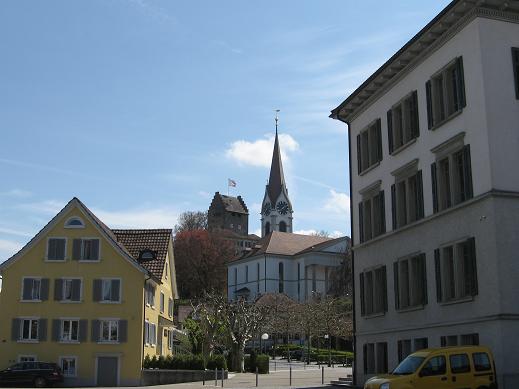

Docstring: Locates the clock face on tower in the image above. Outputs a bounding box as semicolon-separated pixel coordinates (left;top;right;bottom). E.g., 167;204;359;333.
276;201;290;215
262;202;271;216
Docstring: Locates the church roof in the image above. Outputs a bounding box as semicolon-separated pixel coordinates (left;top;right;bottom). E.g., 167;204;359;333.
230;231;339;261
266;131;286;204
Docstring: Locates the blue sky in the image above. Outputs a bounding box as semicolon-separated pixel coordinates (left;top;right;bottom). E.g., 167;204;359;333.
0;0;451;263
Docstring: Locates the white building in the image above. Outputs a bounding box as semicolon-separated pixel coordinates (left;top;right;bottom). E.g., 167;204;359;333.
331;1;519;387
227;231;349;302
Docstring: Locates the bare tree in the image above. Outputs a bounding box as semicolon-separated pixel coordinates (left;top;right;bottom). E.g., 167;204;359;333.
174;211;208;233
328;247;353;297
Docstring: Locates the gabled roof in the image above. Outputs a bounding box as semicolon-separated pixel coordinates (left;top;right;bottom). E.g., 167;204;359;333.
230;231;342;262
0;198;152;279
210;192;249;215
112;229;172;280
330;0;519;124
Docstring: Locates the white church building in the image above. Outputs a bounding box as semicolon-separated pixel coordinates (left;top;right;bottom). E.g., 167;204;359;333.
227;120;350;301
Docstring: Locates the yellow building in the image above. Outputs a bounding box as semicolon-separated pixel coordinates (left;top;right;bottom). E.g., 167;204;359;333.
0;197;178;386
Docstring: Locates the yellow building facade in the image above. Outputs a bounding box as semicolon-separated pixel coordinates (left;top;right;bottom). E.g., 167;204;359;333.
0;198;178;386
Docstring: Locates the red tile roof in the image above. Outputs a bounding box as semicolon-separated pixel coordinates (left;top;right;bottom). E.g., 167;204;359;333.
112;229;172;280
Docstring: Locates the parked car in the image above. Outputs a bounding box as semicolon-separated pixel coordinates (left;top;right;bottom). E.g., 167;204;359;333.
364;346;497;389
0;362;63;387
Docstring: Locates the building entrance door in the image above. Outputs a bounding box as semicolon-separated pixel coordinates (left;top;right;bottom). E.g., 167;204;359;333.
97;357;119;387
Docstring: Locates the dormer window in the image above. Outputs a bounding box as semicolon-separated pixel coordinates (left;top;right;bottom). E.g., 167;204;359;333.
139;250;156;261
64;217;85;229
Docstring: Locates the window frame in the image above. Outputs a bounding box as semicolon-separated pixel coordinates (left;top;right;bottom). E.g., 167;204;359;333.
359;186;386;243
18;355;37;363
391;164;424;230
360;265;387;317
388;90;419;155
160;292;165;314
64;217;85;229
78;238;101;262
357;118;382;175
20;318;39;342
394;253;427;311
60;319;79;343
99;319;119;343
426;57;466;130
100;278;121;304
45;237;67;262
435;237;478;304
59;356;78;377
21;277;42;302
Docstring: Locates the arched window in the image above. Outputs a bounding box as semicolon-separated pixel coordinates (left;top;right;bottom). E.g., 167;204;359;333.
278;262;284;293
64;217;85;228
279;221;287;232
265;222;270;236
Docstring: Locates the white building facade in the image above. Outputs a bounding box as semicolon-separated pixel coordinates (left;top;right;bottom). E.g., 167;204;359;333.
227;232;349;302
331;1;519;388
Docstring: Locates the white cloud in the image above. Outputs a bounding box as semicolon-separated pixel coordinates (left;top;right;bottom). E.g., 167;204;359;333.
93;207;179;229
198;191;212;199
324;189;350;216
225;134;299;168
294;229;319;236
293;229;344;238
252;228;261;237
0;239;23;262
0;227;33;238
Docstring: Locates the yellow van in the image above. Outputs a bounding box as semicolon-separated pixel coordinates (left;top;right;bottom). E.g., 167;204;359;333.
364;346;497;389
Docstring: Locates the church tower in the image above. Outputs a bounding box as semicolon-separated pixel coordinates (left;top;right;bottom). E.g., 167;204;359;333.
261;112;293;237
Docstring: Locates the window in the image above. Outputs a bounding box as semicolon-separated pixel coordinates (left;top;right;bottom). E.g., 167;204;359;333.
297;263;301;299
426;57;466;129
233;268;238;288
473;352;491;372
264;222;270;236
21;319;39;341
357;119;382;174
435;238;477;303
398;337;428;362
168;298;173;317
450;354;470;374
60;320;79;342
420;356;446;376
22;278;43;301
168;329;174;350
59;357;77;377
56;279;81;302
257;263;261;294
512;48;519;99
245;266;249;282
394;254;427;310
279;221;287;232
360;266;387;316
363;342;387;374
144;321;156;346
96;279;120;303
72;238;100;261
359;190;386;243
432;144;473;212
160;292;165;313
100;320;118;342
440;333;479;347
278;262;284;293
391;170;424;229
388;91;419;153
64;217;84;228
46;238;66;261
18;356;36;362
139;250;156;261
145;283;155;307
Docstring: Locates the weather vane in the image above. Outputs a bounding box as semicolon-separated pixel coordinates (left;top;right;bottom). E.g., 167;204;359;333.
275;109;280;133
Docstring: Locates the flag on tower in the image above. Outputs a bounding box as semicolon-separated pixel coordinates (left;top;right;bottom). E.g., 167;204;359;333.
228;178;237;187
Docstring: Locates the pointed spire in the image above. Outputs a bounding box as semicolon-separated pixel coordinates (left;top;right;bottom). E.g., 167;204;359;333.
267;110;286;204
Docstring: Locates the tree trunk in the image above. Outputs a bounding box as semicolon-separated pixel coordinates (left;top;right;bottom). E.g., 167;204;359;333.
232;343;245;372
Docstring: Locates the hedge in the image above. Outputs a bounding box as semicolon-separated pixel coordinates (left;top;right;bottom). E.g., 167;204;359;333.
143;354;226;370
244;353;269;374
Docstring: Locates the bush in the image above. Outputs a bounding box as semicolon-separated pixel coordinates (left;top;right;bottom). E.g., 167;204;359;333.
207;354;227;370
244;355;251;372
255;354;269;374
143;354;206;370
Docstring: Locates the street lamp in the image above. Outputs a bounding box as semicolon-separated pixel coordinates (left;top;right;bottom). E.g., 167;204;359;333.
324;334;331;367
261;333;269;355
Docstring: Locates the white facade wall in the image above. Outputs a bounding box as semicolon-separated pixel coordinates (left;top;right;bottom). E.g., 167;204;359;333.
347;16;519;388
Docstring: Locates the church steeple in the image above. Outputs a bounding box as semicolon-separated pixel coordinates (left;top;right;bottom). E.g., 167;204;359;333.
261;110;293;237
267;116;286;205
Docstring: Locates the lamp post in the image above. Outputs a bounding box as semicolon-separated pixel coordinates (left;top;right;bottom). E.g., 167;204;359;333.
324;334;331;367
261;333;269;355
